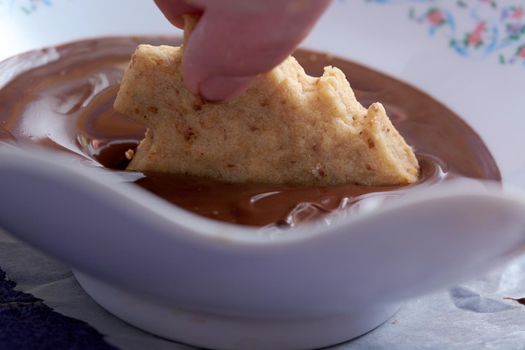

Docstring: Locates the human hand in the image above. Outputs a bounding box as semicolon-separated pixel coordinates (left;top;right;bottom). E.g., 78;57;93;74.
154;0;332;101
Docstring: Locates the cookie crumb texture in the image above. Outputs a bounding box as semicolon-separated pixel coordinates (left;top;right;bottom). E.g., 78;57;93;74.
115;46;419;186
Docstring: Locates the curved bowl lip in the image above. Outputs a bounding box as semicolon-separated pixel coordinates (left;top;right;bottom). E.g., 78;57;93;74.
0;147;519;248
0;37;514;248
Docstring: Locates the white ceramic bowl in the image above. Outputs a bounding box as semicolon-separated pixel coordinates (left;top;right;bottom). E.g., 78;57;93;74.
2;1;525;349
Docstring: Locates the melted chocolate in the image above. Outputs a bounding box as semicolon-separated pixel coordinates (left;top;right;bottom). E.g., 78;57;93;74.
0;37;501;227
504;297;525;306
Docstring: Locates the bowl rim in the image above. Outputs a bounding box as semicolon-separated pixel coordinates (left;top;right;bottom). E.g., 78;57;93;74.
0;36;515;248
0;147;515;247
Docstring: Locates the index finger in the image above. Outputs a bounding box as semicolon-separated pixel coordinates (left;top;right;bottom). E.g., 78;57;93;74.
182;0;332;99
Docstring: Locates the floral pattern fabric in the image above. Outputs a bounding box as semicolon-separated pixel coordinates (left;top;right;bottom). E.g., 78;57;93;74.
0;0;52;16
366;0;525;65
3;0;525;65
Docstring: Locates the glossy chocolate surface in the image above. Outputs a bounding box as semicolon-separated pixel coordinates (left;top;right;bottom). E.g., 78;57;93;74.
0;37;501;227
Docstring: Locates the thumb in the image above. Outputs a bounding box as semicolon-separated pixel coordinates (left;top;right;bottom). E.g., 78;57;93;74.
182;0;332;101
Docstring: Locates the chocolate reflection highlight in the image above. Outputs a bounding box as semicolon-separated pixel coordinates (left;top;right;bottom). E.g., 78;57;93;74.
0;37;500;227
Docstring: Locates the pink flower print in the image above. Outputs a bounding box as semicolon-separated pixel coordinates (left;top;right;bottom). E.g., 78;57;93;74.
427;9;445;26
511;8;524;20
506;23;524;39
518;45;525;58
467;22;487;47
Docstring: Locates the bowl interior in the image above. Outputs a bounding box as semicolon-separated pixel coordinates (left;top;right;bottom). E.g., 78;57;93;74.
1;0;523;187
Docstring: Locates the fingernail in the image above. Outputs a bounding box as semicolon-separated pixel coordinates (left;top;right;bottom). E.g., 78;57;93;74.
200;76;254;102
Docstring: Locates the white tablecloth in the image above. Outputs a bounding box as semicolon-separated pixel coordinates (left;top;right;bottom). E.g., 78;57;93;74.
1;229;524;350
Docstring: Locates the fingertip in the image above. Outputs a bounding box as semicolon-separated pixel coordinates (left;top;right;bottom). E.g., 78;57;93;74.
180;12;257;101
181;58;254;101
199;76;254;102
